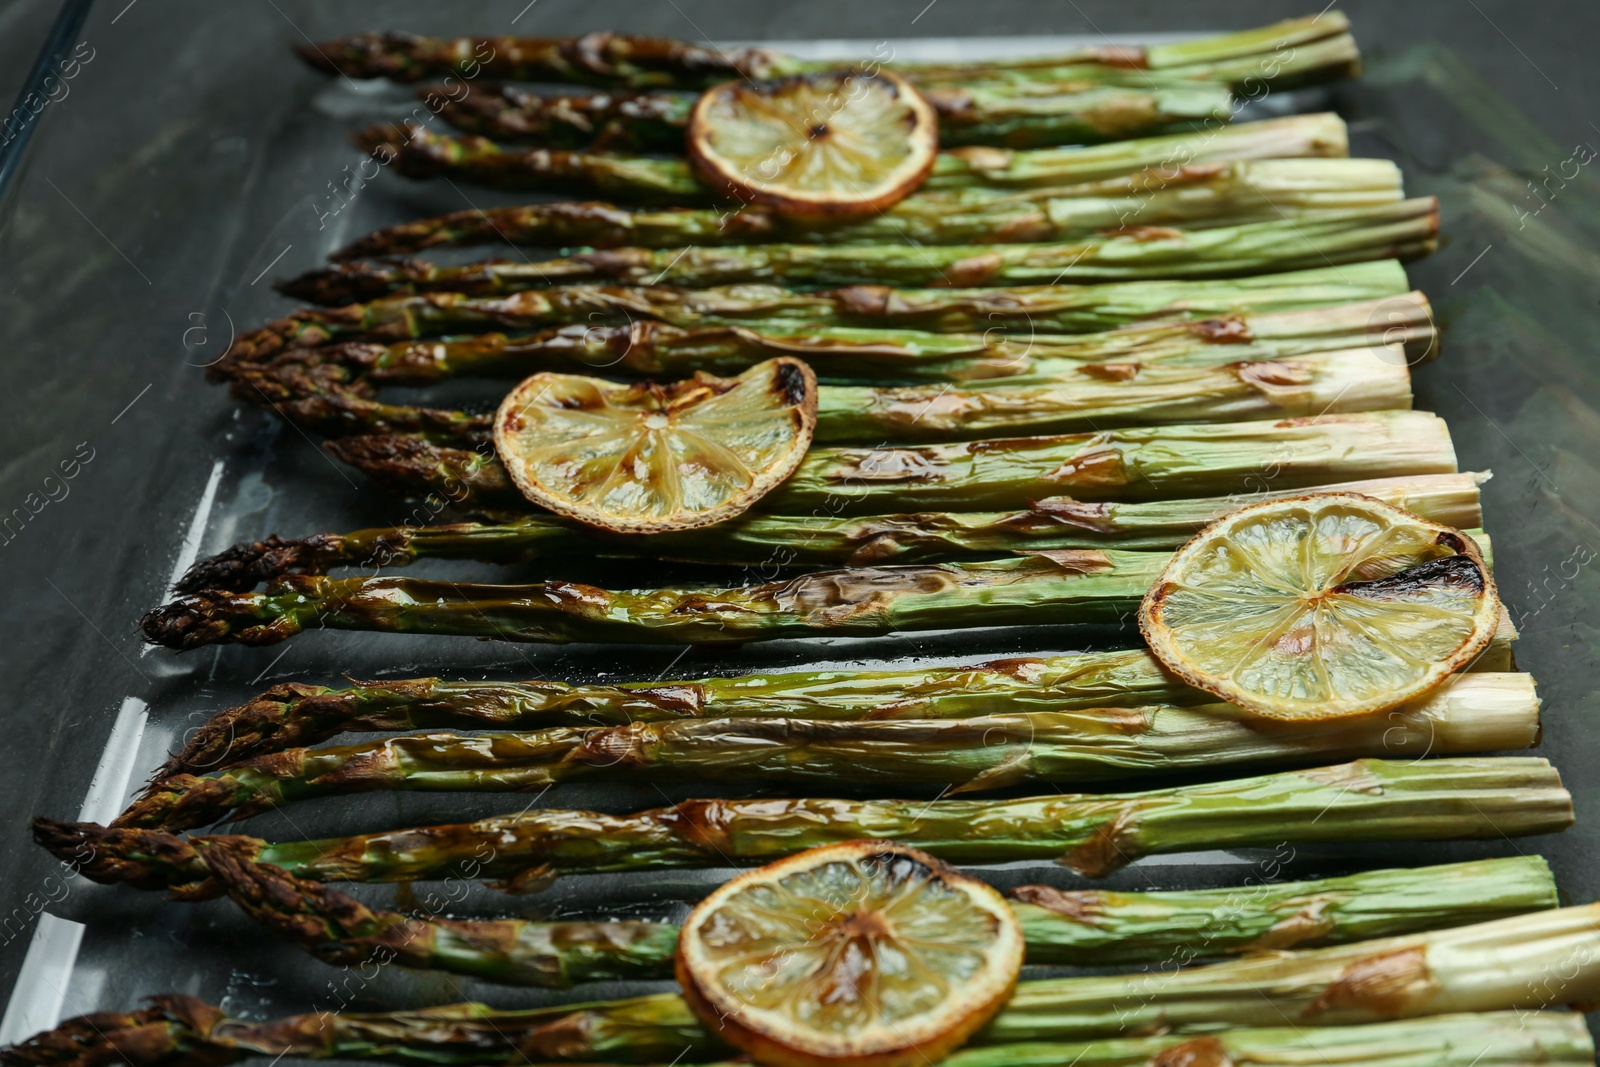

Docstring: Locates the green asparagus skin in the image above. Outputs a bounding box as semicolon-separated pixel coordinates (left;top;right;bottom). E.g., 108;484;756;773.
176;470;1483;591
296;14;1354;90
37;757;1573;891
146;522;1489;650
200;849;1557;987
331;159;1403;259
278;200;1440;303
4;1006;1589;1067
226;261;1414;366
235;347;1416;447
116;673;1537;832
921;112;1350;190
320;411;1460;519
909;82;1235;150
156;609;1516;777
224;294;1437;387
766;409;1460;513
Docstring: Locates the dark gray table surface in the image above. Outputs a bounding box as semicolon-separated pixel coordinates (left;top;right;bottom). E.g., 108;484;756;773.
1;0;1598;1038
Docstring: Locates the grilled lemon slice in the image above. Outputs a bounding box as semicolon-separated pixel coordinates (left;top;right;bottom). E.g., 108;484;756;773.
493;357;818;534
688;70;938;216
1139;492;1500;721
676;841;1022;1067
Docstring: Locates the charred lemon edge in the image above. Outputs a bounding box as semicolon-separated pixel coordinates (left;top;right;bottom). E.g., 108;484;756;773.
687;69;939;217
1137;491;1501;722
492;356;819;535
675;840;1024;1067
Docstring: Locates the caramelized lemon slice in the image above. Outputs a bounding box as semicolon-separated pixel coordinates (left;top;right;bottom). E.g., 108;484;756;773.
676;841;1022;1067
493;357;817;534
1139;492;1500;721
688;70;938;216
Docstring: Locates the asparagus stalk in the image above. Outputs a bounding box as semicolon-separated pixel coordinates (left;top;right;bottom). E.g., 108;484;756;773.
279;200;1440;302
353;123;709;201
360;88;1369;202
37;757;1573;891
156;611;1517;777
768;409;1460;513
431;84;697;151
116;673;1538;831
813;348;1413;441
916;28;1363;93
354;107;1351;205
330;159;1403;260
135;549;1176;649
236;347;1416;447
177;470;1484;591
429;92;1343;170
5;1005;1588;1067
297;15;1354;90
147;524;1492;650
923;112;1348;189
201;850;1556;986
353;75;1228;194
918;81;1244;150
227;261;1413;365
322;411;1460;517
225;294;1437;386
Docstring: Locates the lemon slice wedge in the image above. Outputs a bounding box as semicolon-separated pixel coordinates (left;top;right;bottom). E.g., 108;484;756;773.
688;70;939;216
493;357;818;534
676;841;1023;1067
1139;492;1500;721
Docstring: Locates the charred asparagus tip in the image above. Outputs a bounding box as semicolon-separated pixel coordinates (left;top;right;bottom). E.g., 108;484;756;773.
152;683;341;779
203;846;388;967
273;263;388;305
0;993;225;1067
173;535;343;595
139;588;303;651
30;817;219;898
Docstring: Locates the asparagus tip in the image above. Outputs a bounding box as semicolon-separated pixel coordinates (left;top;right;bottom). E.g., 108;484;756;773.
203;845;384;966
140;588;301;651
175;535;342;594
275;261;404;305
0;995;220;1067
153;683;351;779
31;818;219;897
114;774;269;834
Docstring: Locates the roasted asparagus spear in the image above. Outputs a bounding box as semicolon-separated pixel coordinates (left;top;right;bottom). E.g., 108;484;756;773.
155;612;1516;776
201;850;1555;987
227;262;1415;366
234;347;1415;447
38;758;1571;890
319;411;1460;518
117;673;1536;831
5;1004;1588;1067
177;471;1482;591
297;15;1355;91
279;200;1439;304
